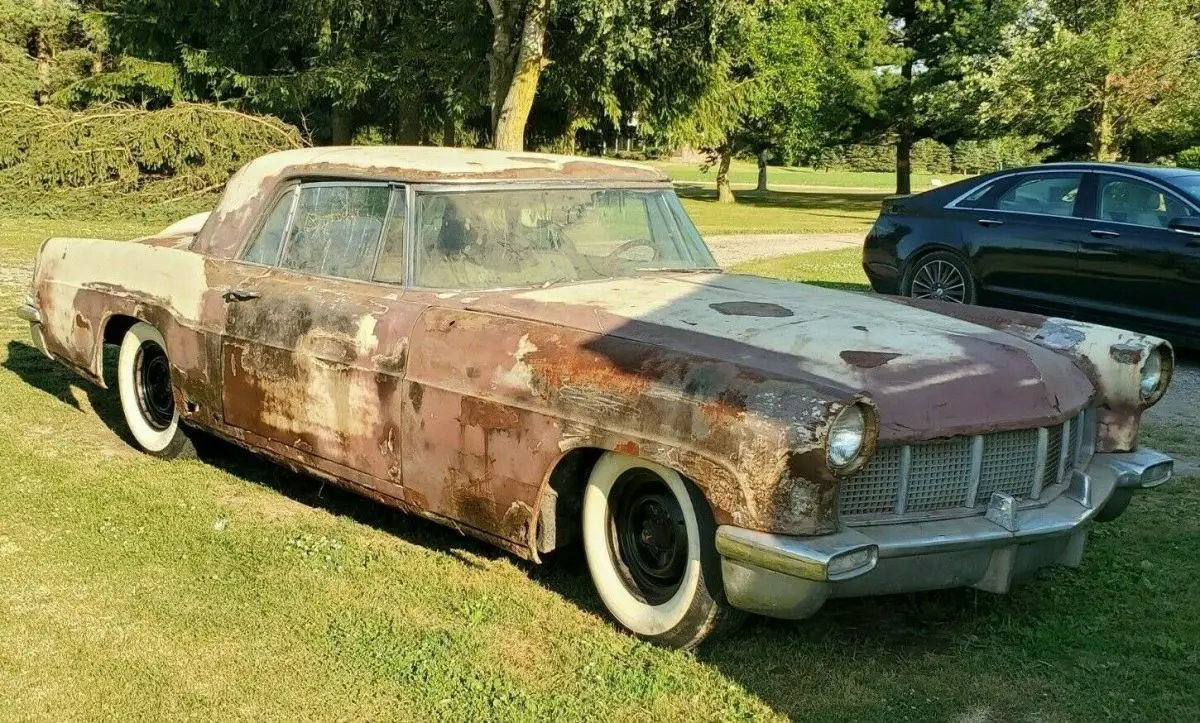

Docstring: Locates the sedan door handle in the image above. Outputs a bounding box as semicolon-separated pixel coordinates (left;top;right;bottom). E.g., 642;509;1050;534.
1089;229;1121;239
222;288;261;303
977;218;1004;227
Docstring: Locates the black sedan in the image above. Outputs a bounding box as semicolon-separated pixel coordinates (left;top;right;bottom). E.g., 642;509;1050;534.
863;162;1200;346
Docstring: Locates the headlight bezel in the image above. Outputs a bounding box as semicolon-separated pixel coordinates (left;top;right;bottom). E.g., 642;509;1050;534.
826;401;877;474
1139;343;1173;404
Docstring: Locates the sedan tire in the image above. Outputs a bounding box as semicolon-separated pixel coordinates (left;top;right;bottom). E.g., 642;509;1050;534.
902;250;978;305
117;322;195;459
581;451;744;649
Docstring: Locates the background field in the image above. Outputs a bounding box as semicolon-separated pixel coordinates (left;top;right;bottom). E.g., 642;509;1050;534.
1;213;1197;721
651;159;970;191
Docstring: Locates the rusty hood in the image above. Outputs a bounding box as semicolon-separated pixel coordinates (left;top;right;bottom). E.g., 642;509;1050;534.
463;272;1094;442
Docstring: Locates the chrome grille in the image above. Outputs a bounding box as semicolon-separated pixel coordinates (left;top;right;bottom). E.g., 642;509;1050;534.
840;410;1093;521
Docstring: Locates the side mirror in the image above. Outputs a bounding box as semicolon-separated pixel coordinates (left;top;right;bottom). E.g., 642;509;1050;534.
1167;216;1200;234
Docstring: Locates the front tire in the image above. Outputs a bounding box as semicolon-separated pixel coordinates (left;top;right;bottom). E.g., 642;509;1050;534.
902;250;977;305
582;452;743;649
117;322;194;459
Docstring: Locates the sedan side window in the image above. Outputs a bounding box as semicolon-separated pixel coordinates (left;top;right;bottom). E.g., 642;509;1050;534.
280;184;391;281
1097;176;1195;229
242;189;295;265
993;174;1082;217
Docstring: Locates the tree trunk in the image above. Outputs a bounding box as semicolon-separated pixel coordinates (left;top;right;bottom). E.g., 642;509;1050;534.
896;131;913;195
442;114;457;147
490;0;551;152
755;150;768;192
33;28;52;106
895;60;914;195
1093;75;1119;162
716;149;735;204
331;107;354;145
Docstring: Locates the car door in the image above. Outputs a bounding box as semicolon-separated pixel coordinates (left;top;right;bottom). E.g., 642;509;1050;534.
957;171;1087;314
1072;172;1200;339
219;180;423;497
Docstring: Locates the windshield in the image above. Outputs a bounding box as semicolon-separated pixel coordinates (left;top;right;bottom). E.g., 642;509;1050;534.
412;187;718;289
1175;173;1200;203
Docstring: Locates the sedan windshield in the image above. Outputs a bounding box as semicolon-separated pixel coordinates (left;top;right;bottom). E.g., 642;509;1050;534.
413;187;718;289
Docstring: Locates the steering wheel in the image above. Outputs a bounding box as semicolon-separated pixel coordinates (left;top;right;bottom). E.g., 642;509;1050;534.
602;239;659;271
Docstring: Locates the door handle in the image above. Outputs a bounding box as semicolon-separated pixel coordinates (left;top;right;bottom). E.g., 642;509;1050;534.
1089;229;1121;239
222;288;261;303
977;218;1004;227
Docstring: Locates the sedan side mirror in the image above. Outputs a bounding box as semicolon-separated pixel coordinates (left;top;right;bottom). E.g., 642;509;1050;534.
1167;216;1200;235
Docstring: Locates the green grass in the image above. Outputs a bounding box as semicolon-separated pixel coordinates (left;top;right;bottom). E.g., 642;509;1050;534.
731;248;870;291
653;159;970;191
2;215;1199;720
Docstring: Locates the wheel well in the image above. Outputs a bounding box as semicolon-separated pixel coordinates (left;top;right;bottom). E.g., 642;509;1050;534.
102;314;142;346
535;447;605;555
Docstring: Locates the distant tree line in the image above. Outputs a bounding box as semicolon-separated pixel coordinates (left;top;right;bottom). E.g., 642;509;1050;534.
1;0;1198;205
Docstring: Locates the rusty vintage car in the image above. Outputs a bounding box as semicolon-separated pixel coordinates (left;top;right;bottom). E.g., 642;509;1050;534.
20;147;1177;648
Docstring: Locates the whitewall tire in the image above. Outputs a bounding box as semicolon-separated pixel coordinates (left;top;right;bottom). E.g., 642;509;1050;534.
582;452;743;649
117;322;194;459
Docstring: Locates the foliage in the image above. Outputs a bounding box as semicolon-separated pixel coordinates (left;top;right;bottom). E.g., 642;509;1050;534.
858;0;1024;192
974;0;1200;161
0;102;302;216
1180;147;1200;170
810;136;1047;175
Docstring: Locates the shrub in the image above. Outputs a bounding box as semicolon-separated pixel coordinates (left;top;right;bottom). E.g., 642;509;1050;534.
1178;147;1200;170
0;101;303;217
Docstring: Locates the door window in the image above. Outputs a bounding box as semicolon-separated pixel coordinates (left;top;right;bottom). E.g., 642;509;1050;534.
1097;175;1196;229
279;184;391;281
993;174;1082;217
242;189;296;265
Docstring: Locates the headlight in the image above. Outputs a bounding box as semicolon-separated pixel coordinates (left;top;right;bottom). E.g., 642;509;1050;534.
827;405;867;469
1139;345;1171;403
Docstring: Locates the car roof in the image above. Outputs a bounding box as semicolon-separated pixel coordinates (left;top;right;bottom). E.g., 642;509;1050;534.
1003;161;1197;179
230;146;668;186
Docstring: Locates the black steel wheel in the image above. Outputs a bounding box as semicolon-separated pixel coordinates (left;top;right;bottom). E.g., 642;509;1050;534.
608;469;689;605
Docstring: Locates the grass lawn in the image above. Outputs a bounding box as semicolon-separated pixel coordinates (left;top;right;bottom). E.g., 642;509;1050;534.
731;248;870;291
2;216;1198;720
678;187;883;236
652;158;970;191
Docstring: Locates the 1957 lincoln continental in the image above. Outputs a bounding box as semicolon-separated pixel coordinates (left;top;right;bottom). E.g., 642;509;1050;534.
20;147;1177;648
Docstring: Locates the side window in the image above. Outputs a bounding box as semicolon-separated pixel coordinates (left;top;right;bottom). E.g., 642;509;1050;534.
1097;176;1195;229
280;184;390;280
373;188;408;284
955;181;996;208
993;174;1082;217
242;189;295;265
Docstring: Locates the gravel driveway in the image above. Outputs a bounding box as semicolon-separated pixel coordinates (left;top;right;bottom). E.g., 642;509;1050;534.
705;232;862;268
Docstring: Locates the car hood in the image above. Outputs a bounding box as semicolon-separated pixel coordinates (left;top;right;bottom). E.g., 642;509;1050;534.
463;272;1095;442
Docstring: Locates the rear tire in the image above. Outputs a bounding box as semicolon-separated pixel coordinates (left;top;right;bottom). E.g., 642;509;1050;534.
117;322;195;459
582;452;744;649
902;250;977;305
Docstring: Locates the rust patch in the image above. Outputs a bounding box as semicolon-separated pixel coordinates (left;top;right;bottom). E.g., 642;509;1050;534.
614;440;641;456
1109;343;1142;365
460;397;521;430
408;381;424;412
709;301;794;318
840;350;902;368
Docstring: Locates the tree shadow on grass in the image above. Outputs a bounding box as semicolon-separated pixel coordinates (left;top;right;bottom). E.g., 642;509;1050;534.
675;185;890;215
2;339;594;587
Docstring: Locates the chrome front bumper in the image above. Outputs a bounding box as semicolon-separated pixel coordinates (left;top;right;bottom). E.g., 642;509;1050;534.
716;448;1173;619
